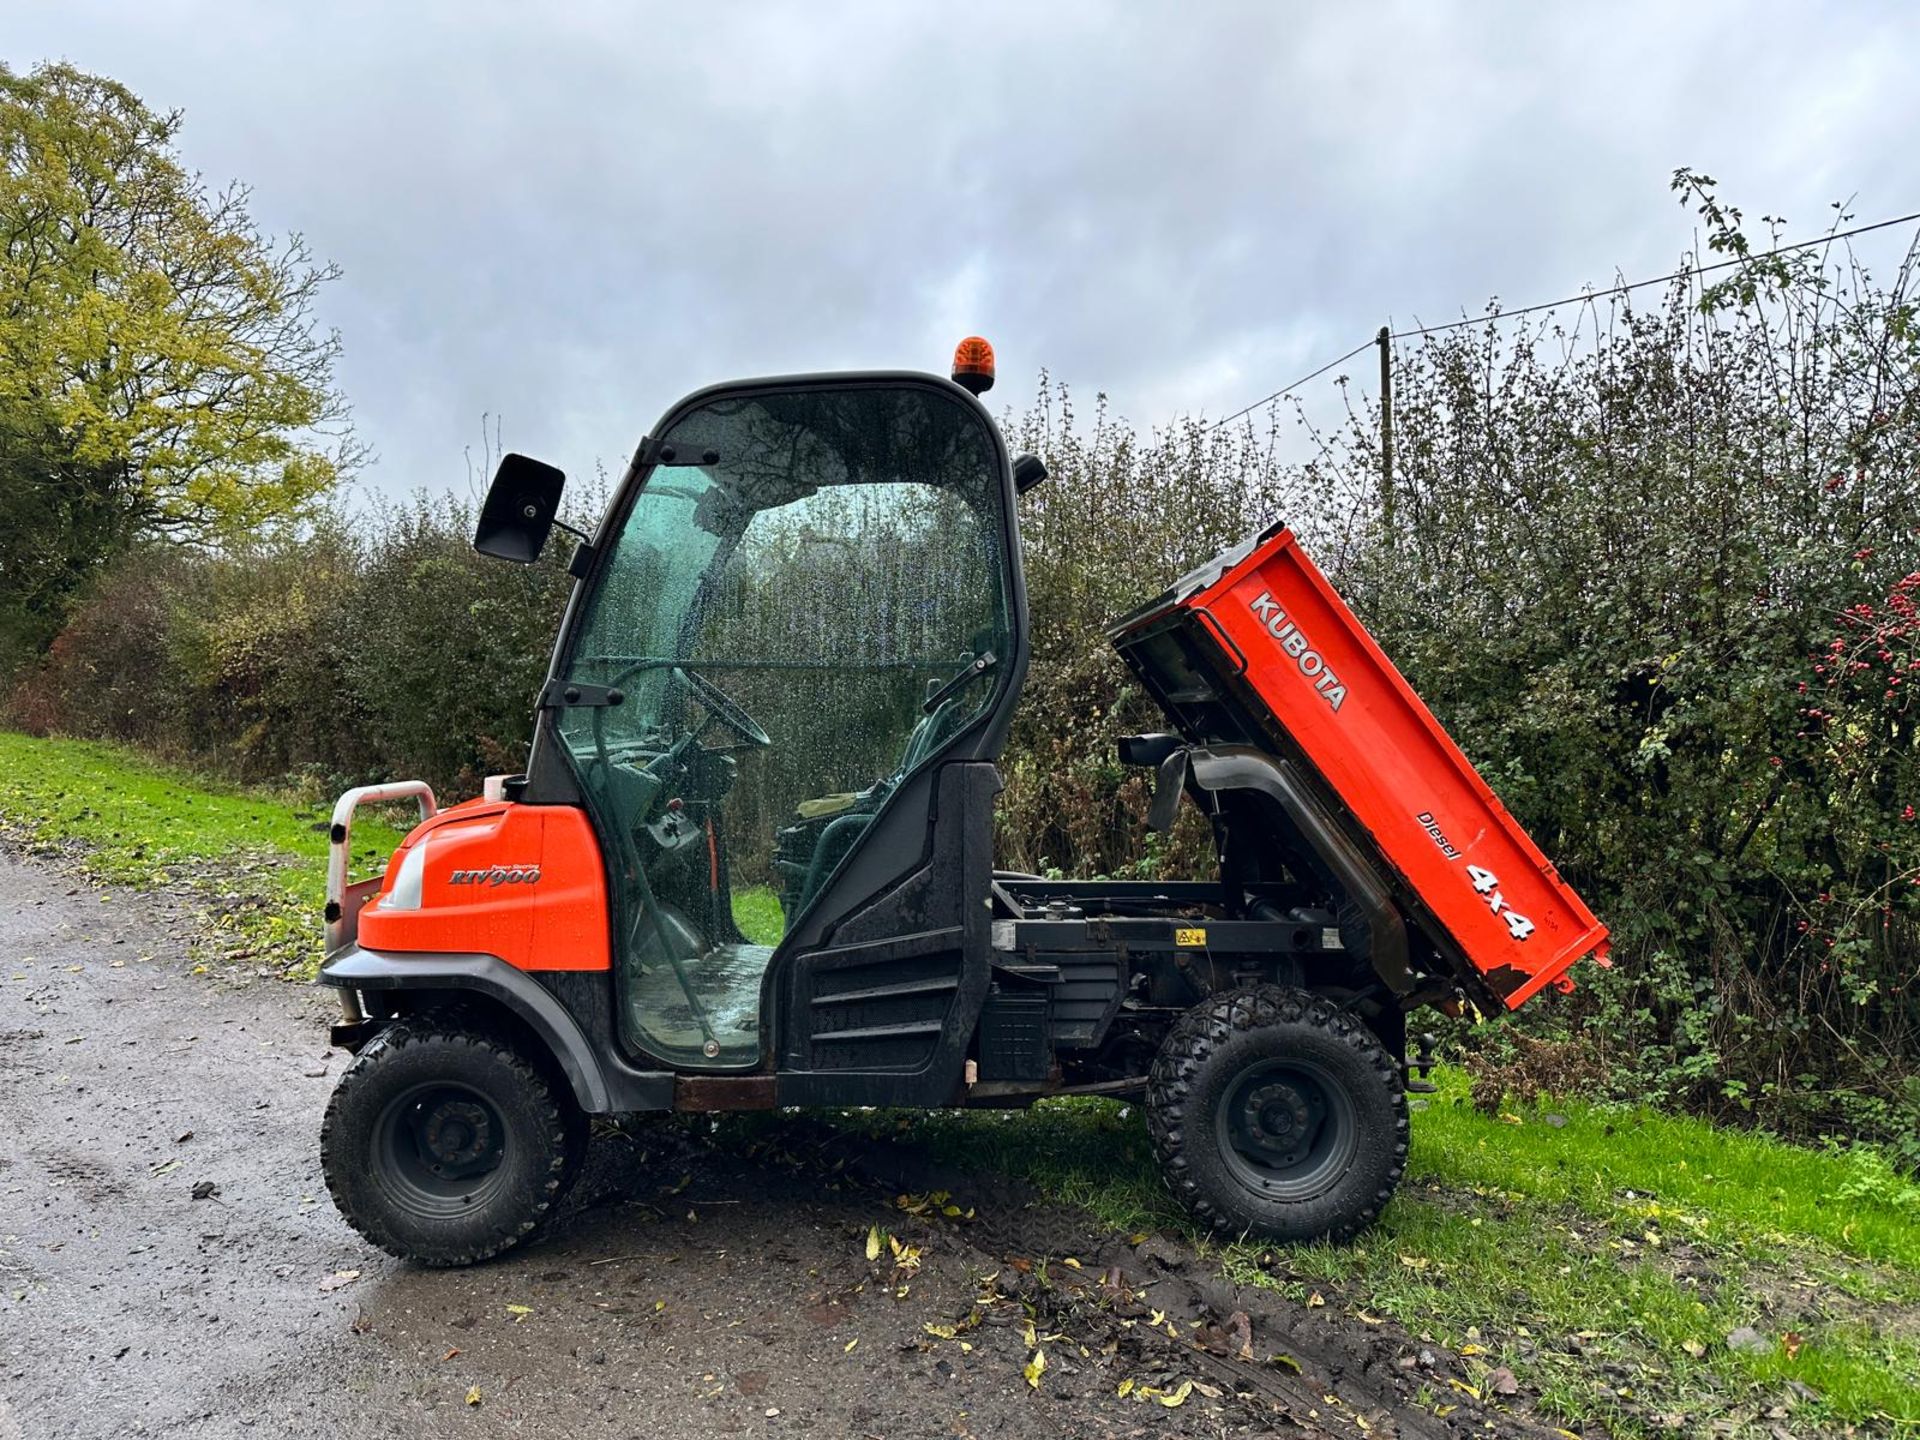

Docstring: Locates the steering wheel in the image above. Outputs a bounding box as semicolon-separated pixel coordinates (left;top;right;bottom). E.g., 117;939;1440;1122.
594;657;774;750
672;665;772;748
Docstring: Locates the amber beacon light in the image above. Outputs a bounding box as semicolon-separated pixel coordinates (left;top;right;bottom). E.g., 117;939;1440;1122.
951;336;995;395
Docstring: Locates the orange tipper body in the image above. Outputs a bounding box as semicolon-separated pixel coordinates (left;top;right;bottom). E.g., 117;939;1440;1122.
1116;523;1610;1009
357;798;610;971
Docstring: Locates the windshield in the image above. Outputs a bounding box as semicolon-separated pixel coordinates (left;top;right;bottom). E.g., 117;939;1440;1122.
565;386;1009;732
556;382;1013;1067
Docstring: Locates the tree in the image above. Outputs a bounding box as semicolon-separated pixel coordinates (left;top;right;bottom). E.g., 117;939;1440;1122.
0;61;355;666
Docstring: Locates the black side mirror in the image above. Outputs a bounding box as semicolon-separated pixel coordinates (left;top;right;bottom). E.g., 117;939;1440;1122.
1012;452;1048;494
475;453;566;563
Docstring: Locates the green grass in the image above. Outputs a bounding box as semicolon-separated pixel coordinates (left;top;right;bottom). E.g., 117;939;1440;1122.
827;1080;1920;1436
0;732;407;974
1411;1079;1920;1270
5;731;1918;1433
731;884;785;945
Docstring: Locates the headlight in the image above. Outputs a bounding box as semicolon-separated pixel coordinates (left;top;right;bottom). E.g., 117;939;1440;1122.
385;840;430;911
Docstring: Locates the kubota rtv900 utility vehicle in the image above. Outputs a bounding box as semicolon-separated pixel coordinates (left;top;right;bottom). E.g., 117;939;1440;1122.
318;341;1609;1266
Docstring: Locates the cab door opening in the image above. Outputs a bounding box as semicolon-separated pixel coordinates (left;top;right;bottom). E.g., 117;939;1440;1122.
551;383;1016;1068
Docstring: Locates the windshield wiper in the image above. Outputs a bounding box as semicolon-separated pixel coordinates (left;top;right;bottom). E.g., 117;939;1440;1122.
922;651;999;714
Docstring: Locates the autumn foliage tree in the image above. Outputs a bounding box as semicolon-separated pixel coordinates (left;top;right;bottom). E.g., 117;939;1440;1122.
0;61;354;670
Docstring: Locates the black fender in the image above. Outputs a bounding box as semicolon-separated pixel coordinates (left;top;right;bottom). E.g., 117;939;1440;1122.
317;945;673;1113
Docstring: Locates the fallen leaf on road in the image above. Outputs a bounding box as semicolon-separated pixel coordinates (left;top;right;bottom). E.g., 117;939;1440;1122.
1156;1380;1193;1408
1783;1330;1803;1359
189;1181;219;1201
1307;1290;1326;1308
1023;1348;1046;1389
1487;1366;1519;1395
506;1304;532;1321
442;1348;460;1361
319;1269;361;1293
843;1338;857;1354
865;1224;881;1262
465;1385;481;1407
1226;1309;1254;1361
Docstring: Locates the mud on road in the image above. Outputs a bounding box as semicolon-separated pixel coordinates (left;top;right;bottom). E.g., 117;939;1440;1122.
0;848;1572;1439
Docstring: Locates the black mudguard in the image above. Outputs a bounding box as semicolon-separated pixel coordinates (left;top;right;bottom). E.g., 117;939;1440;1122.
318;945;674;1114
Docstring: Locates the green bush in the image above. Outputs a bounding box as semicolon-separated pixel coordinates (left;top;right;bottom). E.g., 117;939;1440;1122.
5;493;578;798
1292;178;1920;1139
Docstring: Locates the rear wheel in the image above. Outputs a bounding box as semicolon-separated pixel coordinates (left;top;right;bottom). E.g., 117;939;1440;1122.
1147;985;1406;1242
322;1023;582;1266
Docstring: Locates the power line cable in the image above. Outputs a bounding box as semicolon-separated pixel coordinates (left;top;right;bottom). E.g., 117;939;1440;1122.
1390;206;1920;341
1208;206;1920;431
1207;338;1375;433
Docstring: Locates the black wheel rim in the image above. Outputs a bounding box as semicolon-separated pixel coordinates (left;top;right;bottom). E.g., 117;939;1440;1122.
373;1081;510;1219
1215;1058;1358;1204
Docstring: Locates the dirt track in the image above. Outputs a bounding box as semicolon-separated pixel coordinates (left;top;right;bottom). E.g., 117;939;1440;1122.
0;847;1573;1439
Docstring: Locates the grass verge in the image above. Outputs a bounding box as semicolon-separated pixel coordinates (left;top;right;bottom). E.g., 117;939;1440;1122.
0;732;406;975
831;1082;1920;1436
4;731;1917;1434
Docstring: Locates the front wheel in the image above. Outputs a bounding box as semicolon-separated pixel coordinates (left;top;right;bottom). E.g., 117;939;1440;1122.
1147;985;1407;1243
322;1022;582;1267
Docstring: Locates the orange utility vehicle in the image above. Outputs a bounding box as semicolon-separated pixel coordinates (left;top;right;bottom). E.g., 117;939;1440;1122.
318;343;1608;1265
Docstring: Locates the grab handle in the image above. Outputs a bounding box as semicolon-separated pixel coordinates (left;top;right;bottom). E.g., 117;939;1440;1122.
323;781;437;955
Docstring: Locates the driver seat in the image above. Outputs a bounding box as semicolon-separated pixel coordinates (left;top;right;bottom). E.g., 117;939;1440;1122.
772;680;979;920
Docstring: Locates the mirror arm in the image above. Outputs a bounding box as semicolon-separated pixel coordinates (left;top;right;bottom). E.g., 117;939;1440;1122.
550;518;597;578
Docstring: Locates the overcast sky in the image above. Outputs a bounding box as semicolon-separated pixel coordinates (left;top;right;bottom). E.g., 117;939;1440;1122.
11;1;1920;501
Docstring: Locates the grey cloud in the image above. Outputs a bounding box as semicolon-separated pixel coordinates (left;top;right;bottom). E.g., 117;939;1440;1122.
10;0;1919;496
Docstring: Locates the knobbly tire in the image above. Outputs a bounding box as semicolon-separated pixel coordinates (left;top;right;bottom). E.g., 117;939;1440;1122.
321;1022;582;1267
1147;985;1407;1243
